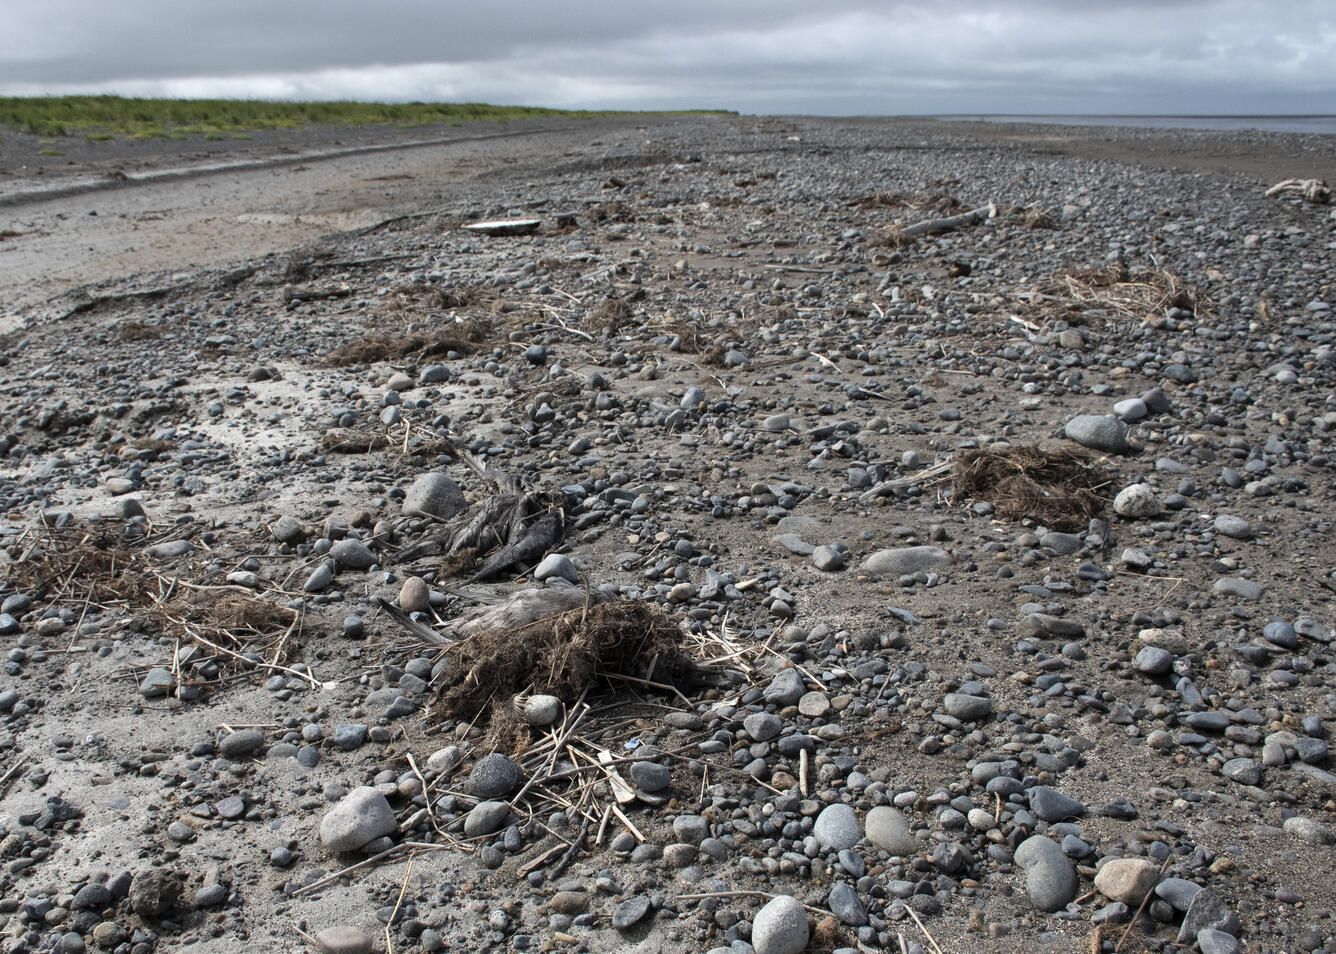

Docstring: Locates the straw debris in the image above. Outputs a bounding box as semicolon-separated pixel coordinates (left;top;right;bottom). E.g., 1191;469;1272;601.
324;328;481;366
428;599;687;728
953;444;1111;529
1025;262;1205;326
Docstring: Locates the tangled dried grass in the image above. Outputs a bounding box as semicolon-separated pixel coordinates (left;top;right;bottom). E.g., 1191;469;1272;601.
324;327;483;366
318;426;454;458
1002;205;1058;229
583;297;633;333
7;522;184;604
377;282;481;313
1028;262;1204;326
6;518;308;694
428;600;687;748
116;320;171;342
953;445;1111;530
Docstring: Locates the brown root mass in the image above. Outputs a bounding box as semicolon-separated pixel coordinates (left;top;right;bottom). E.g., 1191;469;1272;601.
323;328;481;366
583;297;633;332
953;445;1111;530
116;320;172;341
429;600;686;733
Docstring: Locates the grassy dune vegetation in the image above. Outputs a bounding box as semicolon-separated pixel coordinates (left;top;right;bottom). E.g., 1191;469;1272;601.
0;95;722;141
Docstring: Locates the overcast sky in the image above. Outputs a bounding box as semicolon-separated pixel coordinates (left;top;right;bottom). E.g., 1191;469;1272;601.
2;0;1332;114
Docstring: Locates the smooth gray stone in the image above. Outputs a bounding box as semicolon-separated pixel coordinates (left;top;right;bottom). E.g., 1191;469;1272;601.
1213;515;1252;539
533;553;579;583
773;533;815;556
218;729;264;758
1155;877;1201;912
303;563;333;592
139;667;174;698
612;895;652;930
943;693;992;721
680;386;705;410
1262;621;1298;649
860;546;950;576
828;883;868;926
330;539;376;570
751;895;809;954
1040;532;1082;555
1015;835;1077;911
1183;711;1230;732
403;472;466;520
1113;397;1147;421
1135;646;1174;675
864;806;915;856
1283;815;1336;845
1064;414;1129;453
1197;928;1240;954
320;787;395;852
463;801;512;838
1177;887;1240;944
811;545;846;571
629;761;671;793
744;712;783;741
814;804;861;851
764;669;806;706
271;516;304;543
1028;787;1086;822
1295;737;1329;763
1221;758;1261;785
1212;578;1262;600
1016;614;1086;639
146;539;193;560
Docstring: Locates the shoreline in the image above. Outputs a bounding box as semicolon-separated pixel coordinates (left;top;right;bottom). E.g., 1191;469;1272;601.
2;114;1331;205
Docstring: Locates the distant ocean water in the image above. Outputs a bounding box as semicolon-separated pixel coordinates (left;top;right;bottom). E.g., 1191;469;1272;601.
932;115;1336;135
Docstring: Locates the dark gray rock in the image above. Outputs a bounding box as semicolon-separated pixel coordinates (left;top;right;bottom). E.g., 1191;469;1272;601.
1177;887;1240;944
1029;787;1086;822
827;883;867;926
467;753;523;798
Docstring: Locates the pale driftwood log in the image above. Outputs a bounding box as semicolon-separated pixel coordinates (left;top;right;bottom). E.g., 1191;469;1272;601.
1264;178;1331;204
900;201;997;237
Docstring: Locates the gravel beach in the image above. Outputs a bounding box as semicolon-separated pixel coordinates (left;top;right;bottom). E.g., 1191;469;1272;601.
0;113;1333;954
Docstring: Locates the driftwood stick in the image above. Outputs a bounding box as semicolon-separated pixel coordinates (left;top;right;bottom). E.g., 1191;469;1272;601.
901;201;997;237
859;459;955;504
905;903;946;954
376;597;447;645
1264;178;1331;203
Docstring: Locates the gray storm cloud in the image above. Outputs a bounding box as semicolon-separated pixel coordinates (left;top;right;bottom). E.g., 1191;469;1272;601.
2;0;1331;113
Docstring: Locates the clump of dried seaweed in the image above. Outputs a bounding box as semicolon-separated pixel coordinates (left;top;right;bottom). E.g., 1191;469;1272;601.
1023;262;1205;326
7;520;187;604
5;517;314;697
953;444;1112;529
428;598;688;751
116;319;172;342
1001;205;1058;229
323;327;483;366
583;296;633;333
